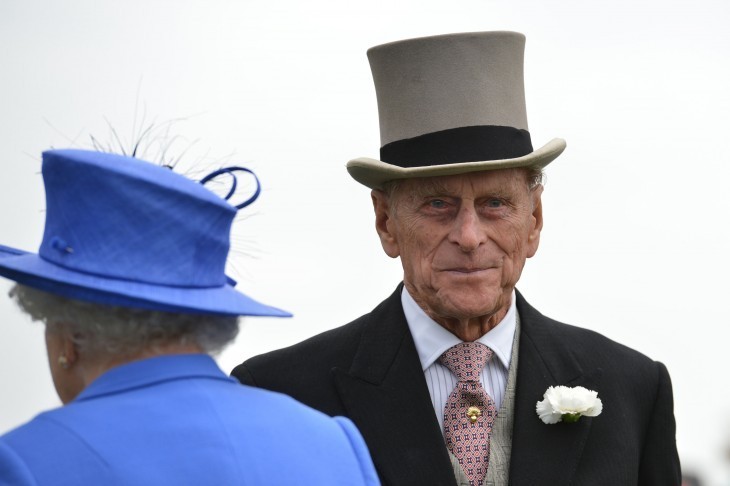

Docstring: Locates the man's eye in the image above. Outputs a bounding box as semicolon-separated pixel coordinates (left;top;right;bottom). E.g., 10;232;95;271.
429;199;447;209
486;199;503;208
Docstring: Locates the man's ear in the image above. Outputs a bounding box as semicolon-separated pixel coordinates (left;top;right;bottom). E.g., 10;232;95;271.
371;189;400;258
526;184;544;258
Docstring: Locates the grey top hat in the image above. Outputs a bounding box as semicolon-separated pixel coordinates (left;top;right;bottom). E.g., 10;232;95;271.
347;31;566;189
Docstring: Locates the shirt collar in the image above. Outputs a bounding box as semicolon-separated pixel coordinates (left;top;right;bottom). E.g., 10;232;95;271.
402;287;517;371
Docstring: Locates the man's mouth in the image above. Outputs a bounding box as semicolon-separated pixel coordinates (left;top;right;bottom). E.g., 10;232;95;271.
443;267;490;274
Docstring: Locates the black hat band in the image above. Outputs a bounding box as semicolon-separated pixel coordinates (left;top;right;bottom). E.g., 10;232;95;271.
380;125;534;168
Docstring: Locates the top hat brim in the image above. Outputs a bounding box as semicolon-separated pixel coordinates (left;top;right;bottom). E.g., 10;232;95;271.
0;245;291;317
347;137;566;190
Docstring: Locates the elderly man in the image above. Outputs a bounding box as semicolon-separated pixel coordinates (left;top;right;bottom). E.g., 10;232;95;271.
232;32;681;486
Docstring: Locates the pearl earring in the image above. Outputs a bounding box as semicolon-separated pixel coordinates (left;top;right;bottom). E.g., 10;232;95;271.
58;355;69;369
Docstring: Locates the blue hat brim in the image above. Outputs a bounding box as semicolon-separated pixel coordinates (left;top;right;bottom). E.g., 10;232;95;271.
0;245;291;317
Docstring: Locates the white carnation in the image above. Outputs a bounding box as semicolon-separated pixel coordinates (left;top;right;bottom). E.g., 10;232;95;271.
536;386;603;424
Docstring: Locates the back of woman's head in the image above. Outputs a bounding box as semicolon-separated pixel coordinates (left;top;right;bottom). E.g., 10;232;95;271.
10;284;240;360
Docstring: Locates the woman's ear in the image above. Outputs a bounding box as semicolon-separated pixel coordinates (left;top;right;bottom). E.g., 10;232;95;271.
61;331;78;367
45;323;83;404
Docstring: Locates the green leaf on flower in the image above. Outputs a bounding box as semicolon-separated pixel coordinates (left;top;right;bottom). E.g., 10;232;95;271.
561;413;582;423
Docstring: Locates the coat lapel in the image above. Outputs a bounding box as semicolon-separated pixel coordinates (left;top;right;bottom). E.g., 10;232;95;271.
509;292;603;485
332;286;457;486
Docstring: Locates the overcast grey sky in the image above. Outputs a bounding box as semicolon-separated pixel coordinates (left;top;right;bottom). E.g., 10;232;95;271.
1;0;729;482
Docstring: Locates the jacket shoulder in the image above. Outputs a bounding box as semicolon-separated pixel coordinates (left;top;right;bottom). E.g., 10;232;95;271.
234;286;404;382
517;292;661;374
232;320;364;416
231;290;403;415
234;313;368;381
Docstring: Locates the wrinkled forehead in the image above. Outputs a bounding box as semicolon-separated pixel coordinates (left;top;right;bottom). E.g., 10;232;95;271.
392;168;533;198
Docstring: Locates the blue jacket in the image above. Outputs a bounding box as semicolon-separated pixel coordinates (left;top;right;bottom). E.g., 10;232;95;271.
0;354;380;485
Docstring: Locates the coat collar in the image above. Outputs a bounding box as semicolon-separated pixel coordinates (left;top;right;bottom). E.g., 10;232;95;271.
509;291;602;485
75;354;233;402
332;284;458;486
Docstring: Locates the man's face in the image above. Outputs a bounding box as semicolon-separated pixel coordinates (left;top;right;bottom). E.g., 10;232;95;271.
372;168;543;326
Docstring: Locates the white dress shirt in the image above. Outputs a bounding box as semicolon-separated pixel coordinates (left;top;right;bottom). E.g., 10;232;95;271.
401;287;517;433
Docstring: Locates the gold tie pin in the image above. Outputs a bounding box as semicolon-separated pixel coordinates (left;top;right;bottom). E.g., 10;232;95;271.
467;406;481;423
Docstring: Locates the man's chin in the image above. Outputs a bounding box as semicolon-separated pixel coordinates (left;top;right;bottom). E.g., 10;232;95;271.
432;292;507;320
436;277;505;299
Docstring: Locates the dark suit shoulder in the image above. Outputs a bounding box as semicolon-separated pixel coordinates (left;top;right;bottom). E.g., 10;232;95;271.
231;287;404;416
517;292;660;377
234;315;367;382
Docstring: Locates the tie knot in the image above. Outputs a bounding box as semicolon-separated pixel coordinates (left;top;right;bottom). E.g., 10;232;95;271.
438;342;493;381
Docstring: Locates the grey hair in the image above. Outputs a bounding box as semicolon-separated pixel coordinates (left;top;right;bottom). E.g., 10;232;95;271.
525;166;545;190
9;284;239;359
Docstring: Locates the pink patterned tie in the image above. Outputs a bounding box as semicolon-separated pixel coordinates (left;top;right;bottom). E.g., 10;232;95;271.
439;342;497;486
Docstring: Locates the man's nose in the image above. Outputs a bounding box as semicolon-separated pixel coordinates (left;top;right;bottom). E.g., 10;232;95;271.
449;206;485;251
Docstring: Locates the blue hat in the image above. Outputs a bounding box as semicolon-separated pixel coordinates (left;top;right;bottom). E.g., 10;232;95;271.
0;149;291;317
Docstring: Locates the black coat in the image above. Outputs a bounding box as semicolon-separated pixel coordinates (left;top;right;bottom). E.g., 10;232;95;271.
232;286;681;485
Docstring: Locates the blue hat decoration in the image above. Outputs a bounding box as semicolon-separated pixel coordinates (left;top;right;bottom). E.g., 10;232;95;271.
0;149;291;317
